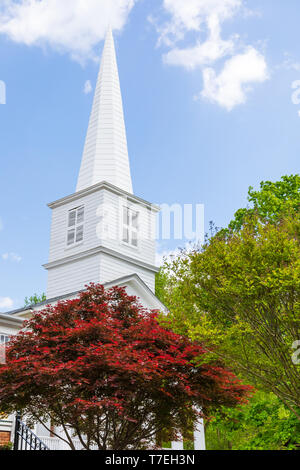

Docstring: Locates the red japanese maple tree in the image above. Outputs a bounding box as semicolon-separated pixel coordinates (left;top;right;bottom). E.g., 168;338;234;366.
0;284;251;449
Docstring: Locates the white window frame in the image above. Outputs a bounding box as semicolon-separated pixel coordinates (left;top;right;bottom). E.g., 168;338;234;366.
0;333;10;345
122;206;139;248
66;206;85;247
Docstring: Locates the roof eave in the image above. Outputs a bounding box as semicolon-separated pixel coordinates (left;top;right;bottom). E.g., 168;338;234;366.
48;181;160;212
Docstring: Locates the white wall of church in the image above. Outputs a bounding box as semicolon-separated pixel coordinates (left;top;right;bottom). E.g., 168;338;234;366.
48;188;156;267
99;253;156;292
47;186;157;297
47;254;101;299
99;190;157;267
47;252;156;299
48;190;103;264
0;324;20;336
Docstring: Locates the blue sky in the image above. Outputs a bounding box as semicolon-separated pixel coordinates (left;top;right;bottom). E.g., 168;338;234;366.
0;0;299;311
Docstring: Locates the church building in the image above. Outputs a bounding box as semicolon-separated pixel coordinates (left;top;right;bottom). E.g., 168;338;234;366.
0;28;205;450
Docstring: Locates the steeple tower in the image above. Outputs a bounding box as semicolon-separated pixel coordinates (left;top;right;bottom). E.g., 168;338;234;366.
44;28;159;302
76;27;133;194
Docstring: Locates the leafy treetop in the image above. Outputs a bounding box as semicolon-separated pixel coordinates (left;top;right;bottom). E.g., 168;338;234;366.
24;293;47;308
229;174;300;231
157;175;300;421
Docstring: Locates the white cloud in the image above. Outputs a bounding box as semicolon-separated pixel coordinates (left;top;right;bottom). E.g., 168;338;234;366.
160;0;241;37
289;62;300;72
279;55;300;72
0;0;137;62
83;80;93;94
200;47;269;110
154;0;268;110
157;0;241;47
0;297;14;309
164;15;235;69
2;252;22;263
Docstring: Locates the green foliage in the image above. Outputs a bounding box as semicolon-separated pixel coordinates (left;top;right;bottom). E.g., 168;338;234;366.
155;269;169;306
24;293;46;308
0;442;12;451
158;175;300;425
161;213;300;417
206;392;300;450
229;174;300;231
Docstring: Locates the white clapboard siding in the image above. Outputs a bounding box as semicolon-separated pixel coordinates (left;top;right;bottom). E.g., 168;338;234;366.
48;190;104;263
99;253;156;293
47;187;157;298
0;325;20;336
47;254;101;299
48;189;156;267
99;189;156;266
76;27;133;194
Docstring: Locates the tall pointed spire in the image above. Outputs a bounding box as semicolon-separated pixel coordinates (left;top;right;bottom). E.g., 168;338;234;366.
76;27;133;194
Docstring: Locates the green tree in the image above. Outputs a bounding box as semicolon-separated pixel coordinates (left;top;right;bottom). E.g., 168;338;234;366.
24;293;46;308
229;174;300;231
158;175;300;421
206;392;300;450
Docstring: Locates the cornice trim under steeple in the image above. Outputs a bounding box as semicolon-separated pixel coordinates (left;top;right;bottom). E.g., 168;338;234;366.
43;245;159;273
48;180;160;212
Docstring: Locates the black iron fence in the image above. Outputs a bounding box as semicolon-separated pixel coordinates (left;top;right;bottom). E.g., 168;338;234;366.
13;413;49;451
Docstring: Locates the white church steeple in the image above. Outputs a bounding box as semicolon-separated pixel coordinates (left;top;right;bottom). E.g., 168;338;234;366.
45;28;159;302
76;27;133;194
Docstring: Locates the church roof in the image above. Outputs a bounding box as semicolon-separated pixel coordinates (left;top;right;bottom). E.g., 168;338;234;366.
76;27;133;194
0;312;23;327
7;274;167;318
48;180;160;211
